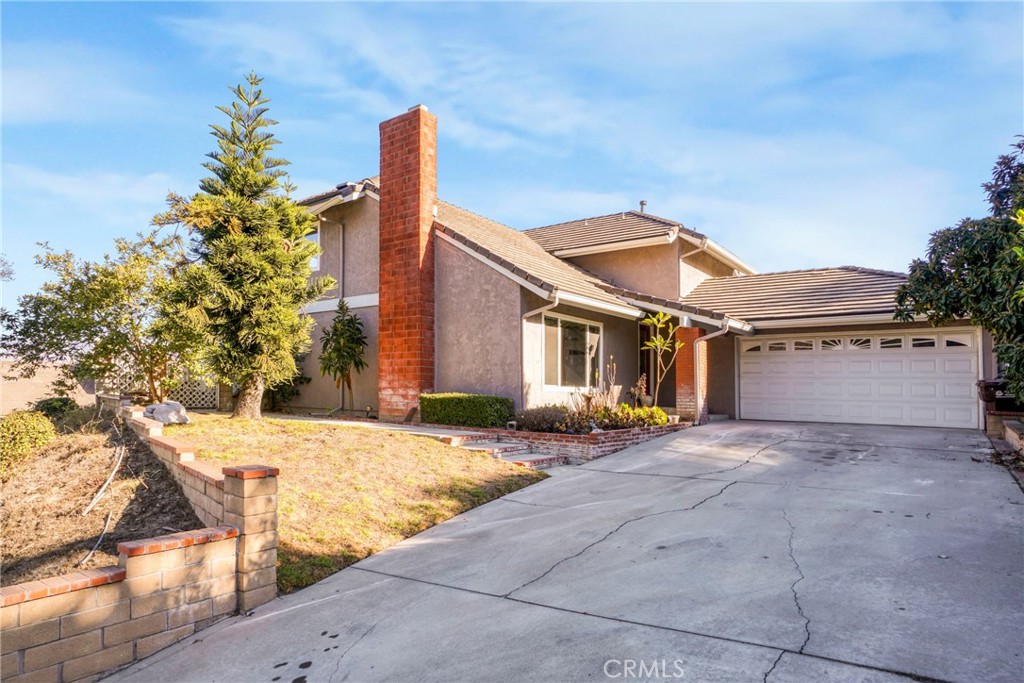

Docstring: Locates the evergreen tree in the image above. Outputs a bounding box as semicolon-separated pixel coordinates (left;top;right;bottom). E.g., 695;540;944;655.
157;73;335;419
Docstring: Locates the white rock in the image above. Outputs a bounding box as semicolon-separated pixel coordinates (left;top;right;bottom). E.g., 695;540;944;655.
144;401;191;425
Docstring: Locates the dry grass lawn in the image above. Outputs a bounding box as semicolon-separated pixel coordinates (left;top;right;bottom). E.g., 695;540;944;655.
166;414;546;592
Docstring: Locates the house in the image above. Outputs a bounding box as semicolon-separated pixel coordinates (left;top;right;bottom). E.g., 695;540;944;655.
290;105;998;430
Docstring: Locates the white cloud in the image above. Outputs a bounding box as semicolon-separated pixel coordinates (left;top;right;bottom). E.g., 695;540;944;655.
3;163;176;230
2;42;157;125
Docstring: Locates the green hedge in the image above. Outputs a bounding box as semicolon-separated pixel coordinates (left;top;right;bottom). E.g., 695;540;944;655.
0;410;56;479
419;393;515;428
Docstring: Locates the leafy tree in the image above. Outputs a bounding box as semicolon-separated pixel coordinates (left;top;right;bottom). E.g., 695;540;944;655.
895;138;1024;399
641;311;686;408
0;255;13;282
319;300;368;410
156;73;335;419
0;232;201;403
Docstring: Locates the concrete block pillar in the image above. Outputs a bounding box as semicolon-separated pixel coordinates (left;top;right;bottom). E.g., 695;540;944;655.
222;465;280;611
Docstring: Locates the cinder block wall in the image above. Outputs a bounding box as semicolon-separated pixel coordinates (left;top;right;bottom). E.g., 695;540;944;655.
1;528;238;683
0;396;283;682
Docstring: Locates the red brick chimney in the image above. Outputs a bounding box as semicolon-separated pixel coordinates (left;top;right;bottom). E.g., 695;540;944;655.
378;105;438;422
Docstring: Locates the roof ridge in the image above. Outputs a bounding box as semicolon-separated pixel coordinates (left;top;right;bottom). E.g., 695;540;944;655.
525;210;680;234
701;265;907;281
837;265;908;279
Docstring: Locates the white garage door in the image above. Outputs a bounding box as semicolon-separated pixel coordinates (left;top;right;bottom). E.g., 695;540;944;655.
738;329;980;429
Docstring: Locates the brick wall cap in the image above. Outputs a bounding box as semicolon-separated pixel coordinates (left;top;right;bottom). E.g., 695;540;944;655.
117;526;239;557
147;435;197;455
1;566;126;607
129;416;164;429
222;465;280;479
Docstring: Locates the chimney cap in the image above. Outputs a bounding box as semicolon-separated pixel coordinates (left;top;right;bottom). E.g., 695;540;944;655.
408;104;429;113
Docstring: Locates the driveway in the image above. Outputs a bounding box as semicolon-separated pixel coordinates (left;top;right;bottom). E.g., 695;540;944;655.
110;422;1023;683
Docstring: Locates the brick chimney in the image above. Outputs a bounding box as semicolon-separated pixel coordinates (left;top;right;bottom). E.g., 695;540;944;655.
378;105;438;422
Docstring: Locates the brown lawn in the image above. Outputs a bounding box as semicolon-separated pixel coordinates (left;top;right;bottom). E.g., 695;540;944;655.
166;414;546;592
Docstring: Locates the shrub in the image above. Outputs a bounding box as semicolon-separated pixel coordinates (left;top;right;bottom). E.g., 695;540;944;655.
33;397;79;420
514;403;669;434
0;411;57;479
419;393;515;428
515;405;569;433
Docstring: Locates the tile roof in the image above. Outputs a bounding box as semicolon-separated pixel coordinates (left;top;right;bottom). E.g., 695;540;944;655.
681;267;908;322
297;176;379;208
434;202;637;312
524;211;704;252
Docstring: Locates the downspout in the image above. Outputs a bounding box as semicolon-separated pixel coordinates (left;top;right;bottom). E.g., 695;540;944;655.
521;290;560;410
691;319;731;425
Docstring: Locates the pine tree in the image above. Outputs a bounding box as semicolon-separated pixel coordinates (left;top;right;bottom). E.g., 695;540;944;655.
157;73;335;419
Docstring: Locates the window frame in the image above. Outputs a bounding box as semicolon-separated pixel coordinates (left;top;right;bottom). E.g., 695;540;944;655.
308;228;321;271
542;312;604;391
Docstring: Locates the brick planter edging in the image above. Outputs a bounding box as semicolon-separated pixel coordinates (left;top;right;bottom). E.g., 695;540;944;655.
426;422;689;464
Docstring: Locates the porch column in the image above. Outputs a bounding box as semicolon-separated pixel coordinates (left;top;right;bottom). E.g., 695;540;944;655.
675;327;708;424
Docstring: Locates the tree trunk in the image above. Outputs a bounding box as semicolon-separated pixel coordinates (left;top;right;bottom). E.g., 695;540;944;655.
233;375;264;420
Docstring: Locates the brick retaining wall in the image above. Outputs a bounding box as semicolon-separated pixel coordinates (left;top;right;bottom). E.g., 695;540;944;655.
0;528;238;683
1004;419;1024;452
430;422;689;464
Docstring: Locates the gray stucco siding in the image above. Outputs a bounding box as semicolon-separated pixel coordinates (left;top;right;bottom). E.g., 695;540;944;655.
434;239;522;406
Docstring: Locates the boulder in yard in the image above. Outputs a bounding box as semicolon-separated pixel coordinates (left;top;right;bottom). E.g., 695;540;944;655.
144;400;191;425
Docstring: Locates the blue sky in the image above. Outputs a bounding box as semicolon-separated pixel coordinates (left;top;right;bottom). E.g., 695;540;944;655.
2;1;1022;306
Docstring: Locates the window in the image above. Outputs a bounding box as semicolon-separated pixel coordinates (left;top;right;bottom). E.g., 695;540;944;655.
793;340;813;351
821;338;843;351
880;337;903;349
767;341;787;352
911;337;936;348
848;337;871;350
944;334;970;348
544;315;601;388
308;229;320;271
743;343;763;353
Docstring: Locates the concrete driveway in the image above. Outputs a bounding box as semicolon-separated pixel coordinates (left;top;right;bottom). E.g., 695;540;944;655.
110;422;1023;683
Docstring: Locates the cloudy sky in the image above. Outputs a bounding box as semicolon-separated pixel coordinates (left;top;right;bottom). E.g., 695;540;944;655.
2;1;1021;305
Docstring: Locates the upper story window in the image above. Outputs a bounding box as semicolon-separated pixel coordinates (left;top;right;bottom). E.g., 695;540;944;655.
308;229;320;271
544;314;601;389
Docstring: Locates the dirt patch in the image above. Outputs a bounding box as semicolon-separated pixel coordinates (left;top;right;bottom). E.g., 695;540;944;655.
1;417;203;586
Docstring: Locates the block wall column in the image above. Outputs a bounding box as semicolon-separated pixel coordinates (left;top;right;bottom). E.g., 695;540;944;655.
377;105;438;422
222;466;279;611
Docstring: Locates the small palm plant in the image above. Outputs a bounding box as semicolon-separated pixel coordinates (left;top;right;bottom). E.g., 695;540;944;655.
319;300;368;410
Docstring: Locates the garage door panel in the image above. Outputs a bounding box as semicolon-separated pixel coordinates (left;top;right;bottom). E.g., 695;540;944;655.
909;359;938;374
944;358;974;375
738;331;979;429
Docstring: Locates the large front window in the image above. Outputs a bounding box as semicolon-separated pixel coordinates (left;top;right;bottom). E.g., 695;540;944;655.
544;314;601;389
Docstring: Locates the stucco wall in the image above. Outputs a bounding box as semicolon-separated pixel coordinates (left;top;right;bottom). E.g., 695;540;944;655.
434;240;522;404
680;249;737;296
706;336;736;418
318;197;380;298
568;244;680;301
521;295;639;410
291;306;380;413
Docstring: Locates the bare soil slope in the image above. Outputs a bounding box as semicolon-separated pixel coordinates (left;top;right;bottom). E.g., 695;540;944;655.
1;418;202;585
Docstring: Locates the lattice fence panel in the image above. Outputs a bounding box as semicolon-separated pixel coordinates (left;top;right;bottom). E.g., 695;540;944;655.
169;378;218;409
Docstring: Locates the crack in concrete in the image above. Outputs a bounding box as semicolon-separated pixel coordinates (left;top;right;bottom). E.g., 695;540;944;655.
500;497;568;510
762;651;785;682
504;481;739;598
698;439;789;476
782;510;811;654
